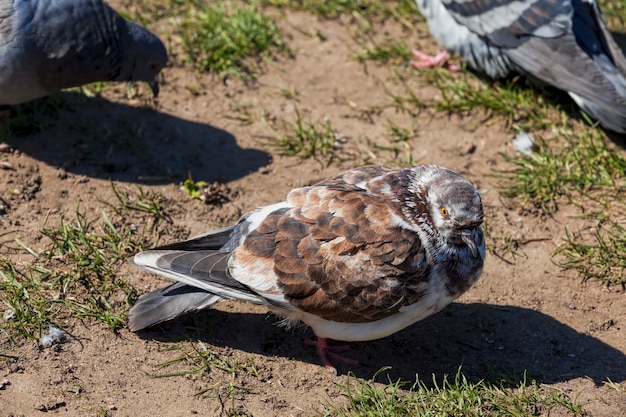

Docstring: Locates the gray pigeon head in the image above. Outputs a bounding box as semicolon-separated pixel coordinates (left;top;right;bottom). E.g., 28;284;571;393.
0;1;169;105
409;165;484;256
118;21;168;95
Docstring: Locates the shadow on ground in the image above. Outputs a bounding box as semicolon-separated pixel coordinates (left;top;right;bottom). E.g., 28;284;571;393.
2;93;271;184
135;302;626;387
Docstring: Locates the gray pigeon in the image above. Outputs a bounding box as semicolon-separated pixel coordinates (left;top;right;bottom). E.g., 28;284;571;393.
413;0;626;133
0;0;168;105
128;165;485;372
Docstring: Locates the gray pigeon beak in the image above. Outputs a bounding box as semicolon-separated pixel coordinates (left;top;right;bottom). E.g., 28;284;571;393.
148;76;160;97
460;229;478;257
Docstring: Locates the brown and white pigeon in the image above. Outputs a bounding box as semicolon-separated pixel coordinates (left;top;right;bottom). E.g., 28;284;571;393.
413;0;626;133
0;0;167;105
128;165;485;372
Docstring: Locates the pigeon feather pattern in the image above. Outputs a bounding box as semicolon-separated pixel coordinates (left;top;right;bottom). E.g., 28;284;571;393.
0;0;168;105
129;165;485;370
415;0;626;133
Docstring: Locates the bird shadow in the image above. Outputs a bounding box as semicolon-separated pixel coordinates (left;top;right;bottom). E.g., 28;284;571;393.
134;302;626;387
1;92;271;184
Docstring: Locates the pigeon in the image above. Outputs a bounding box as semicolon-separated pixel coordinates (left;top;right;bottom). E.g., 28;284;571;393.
0;0;168;105
128;165;485;372
413;0;626;133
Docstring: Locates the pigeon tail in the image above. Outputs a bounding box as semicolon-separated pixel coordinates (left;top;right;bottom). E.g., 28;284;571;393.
128;229;270;332
128;283;222;332
570;92;626;133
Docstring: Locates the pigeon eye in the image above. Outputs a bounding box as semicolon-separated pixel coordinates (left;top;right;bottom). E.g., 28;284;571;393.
440;206;449;217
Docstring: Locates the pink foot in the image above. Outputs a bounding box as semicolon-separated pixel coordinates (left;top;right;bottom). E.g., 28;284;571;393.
410;49;459;71
306;337;359;374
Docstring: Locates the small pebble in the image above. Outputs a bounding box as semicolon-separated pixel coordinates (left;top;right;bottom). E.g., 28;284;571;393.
3;308;16;321
0;161;14;170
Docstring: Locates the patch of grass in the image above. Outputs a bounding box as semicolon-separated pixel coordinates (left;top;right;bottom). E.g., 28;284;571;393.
358;122;416;167
106;181;171;227
0;259;52;341
0;185;170;340
426;70;557;131
37;209;141;331
378;74;428;117
498;129;626;214
151;342;258;415
279;87;299;100
482;217;523;265
554;219;626;287
179;2;288;76
270;108;343;162
264;0;419;27
386;121;414;144
328;368;587;416
604;378;626;393
498;127;626;287
124;0;288;77
354;41;411;64
153;342;257;379
226;99;257;125
356;46;558;132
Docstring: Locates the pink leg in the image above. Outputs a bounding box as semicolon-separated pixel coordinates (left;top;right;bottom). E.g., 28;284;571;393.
306;337;359;374
410;49;459;71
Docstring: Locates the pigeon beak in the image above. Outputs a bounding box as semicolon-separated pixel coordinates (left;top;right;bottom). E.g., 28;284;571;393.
460;229;478;257
148;76;160;98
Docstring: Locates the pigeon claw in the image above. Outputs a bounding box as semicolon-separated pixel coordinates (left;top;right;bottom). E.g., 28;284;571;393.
306;337;359;374
410;49;459;71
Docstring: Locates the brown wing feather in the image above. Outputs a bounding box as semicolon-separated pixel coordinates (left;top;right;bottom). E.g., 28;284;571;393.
240;167;431;323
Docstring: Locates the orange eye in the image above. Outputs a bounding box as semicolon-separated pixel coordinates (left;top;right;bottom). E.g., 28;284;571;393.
440;207;449;217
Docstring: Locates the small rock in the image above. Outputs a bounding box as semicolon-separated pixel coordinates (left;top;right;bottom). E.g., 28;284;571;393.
3;308;16;321
0;161;14;170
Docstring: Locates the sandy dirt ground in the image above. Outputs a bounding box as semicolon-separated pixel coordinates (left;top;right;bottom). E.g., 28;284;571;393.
1;4;625;416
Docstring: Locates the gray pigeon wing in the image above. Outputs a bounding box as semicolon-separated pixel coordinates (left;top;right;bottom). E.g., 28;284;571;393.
440;0;572;47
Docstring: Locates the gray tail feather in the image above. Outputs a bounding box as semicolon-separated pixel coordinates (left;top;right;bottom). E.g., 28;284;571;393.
128;282;222;332
571;93;626;133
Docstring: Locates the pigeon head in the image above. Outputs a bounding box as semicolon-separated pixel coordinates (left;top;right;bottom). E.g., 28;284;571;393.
409;166;484;257
119;21;168;96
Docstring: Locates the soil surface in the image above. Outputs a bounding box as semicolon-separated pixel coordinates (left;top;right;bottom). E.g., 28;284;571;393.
1;4;625;416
